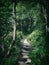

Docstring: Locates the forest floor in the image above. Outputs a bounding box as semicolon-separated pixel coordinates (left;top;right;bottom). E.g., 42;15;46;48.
18;38;31;65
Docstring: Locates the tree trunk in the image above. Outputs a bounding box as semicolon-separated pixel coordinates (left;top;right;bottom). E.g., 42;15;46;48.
6;1;16;56
13;1;16;41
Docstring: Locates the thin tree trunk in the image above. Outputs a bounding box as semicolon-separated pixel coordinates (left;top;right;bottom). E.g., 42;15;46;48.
6;1;16;56
13;1;16;41
42;7;48;34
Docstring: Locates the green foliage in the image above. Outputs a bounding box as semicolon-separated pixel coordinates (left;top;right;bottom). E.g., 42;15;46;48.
28;30;46;65
27;7;46;65
28;30;45;46
2;31;23;65
0;0;47;65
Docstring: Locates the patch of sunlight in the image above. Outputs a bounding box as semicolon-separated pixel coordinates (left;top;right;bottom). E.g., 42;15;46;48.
28;30;42;38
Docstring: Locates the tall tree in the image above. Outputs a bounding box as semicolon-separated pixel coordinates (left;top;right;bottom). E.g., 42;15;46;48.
13;0;16;41
6;0;17;55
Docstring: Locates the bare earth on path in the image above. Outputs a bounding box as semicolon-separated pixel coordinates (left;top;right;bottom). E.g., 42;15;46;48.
18;38;31;65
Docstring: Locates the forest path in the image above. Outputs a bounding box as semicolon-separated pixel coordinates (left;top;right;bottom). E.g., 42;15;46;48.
18;38;31;65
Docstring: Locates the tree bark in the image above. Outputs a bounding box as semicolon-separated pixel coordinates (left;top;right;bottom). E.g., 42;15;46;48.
13;1;16;41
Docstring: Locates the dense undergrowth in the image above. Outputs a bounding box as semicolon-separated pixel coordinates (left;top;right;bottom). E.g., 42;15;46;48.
28;29;46;65
0;0;46;65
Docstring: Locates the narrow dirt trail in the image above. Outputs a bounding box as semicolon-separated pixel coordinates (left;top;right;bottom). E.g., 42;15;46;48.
18;38;31;65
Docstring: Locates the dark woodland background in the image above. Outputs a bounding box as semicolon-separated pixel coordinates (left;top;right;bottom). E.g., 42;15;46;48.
0;0;49;65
